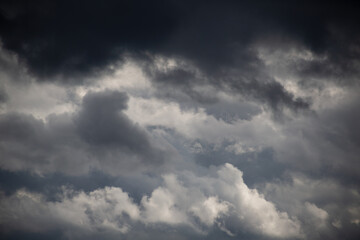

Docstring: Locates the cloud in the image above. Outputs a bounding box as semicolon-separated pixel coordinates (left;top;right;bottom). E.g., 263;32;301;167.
75;90;166;167
304;202;329;228
144;55;310;116
268;89;360;183
262;172;360;240
0;163;301;239
0;85;7;104
0;187;139;234
0;1;360;239
0;0;177;79
0;90;169;175
5;0;360;114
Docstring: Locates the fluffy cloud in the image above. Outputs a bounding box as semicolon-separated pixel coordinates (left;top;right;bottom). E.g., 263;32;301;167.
0;163;301;239
0;187;139;234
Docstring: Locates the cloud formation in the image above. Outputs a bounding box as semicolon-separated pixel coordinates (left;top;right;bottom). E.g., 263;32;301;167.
0;1;360;239
5;0;360;112
0;90;169;175
0;164;301;239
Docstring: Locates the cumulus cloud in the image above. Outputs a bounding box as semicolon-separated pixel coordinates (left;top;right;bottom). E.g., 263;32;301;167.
0;163;301;239
0;187;139;234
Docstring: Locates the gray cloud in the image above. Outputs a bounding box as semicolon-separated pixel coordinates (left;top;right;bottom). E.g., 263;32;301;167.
262;172;360;240
269;91;360;184
0;1;360;239
143;56;310;118
0;90;169;176
0;85;7;104
75;90;166;168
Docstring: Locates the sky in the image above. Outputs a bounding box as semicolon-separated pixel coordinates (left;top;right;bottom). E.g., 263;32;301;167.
0;0;360;239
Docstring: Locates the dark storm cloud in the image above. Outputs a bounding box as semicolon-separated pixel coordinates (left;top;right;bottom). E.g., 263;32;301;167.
0;0;178;79
2;1;360;112
0;90;168;175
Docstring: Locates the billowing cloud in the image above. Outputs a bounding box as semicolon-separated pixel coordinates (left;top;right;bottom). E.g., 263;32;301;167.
0;164;301;239
0;1;360;239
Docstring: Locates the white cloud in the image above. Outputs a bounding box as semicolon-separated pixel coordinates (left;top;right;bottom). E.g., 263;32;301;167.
0;187;140;234
213;163;301;238
190;196;230;226
0;164;301;238
141;175;188;225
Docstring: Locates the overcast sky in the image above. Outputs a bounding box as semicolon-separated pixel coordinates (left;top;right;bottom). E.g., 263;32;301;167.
0;1;360;239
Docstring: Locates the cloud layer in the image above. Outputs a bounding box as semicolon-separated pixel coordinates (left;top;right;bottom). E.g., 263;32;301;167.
1;1;360;239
